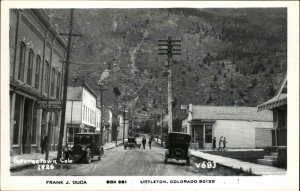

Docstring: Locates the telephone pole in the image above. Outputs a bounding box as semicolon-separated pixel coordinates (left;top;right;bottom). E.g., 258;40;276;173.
123;105;126;144
57;9;82;160
97;81;108;145
158;36;181;133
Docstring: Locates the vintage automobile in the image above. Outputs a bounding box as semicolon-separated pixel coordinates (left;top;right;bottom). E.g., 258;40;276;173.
164;132;191;165
124;137;141;149
64;133;104;163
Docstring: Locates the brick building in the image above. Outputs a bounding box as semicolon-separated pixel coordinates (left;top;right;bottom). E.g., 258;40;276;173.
182;104;273;149
9;9;66;155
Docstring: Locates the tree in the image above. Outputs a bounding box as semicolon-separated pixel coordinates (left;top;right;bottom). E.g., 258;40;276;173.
230;83;235;88
207;94;213;104
268;85;275;97
214;75;218;81
251;78;258;88
113;87;121;97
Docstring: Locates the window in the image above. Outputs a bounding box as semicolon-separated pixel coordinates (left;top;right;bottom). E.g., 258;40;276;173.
13;95;23;145
34;56;41;89
56;72;61;98
44;61;50;94
18;42;26;81
50;68;55;97
27;49;34;85
83;105;85;121
205;125;212;143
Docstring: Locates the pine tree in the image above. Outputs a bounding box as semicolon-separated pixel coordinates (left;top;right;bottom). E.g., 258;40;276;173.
269;85;275;97
214;75;218;81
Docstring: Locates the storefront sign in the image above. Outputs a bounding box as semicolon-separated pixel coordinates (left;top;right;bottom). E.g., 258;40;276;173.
37;100;62;110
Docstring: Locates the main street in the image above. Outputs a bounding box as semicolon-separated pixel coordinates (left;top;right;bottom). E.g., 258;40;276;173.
12;139;204;176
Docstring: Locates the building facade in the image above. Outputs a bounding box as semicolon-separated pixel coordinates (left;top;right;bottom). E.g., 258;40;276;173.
182;104;273;149
65;84;97;145
10;9;66;155
257;74;287;167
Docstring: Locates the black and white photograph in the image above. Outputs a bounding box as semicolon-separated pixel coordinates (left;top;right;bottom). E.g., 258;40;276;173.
1;1;299;191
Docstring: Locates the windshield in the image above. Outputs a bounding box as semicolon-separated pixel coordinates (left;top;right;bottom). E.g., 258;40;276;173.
74;135;98;144
168;134;191;143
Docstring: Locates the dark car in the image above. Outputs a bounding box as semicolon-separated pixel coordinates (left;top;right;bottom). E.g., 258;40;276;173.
64;133;104;163
124;137;141;149
164;132;191;165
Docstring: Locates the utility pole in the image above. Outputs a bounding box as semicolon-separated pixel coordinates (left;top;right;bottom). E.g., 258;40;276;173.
158;36;181;133
97;81;108;146
57;9;82;160
123;105;126;144
161;94;164;146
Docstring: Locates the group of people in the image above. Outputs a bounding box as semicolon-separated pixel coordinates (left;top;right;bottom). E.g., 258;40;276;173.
212;136;227;151
142;136;152;149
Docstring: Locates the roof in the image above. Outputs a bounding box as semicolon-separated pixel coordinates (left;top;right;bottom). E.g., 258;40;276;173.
191;105;273;122
257;73;287;111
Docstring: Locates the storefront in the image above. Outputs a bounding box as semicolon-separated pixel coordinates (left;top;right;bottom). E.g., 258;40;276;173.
182;104;273;149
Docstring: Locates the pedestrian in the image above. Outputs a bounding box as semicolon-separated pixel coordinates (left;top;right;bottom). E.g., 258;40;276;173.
142;136;146;149
148;138;152;149
223;137;227;151
218;136;224;151
40;135;47;154
212;137;216;151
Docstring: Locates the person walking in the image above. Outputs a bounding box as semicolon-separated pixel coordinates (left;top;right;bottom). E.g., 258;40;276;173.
223;137;227;151
218;136;224;151
148;138;152;149
40;135;47;154
212;137;217;151
142;136;146;149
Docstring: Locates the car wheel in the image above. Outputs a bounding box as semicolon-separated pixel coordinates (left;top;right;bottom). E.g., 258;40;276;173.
164;156;168;164
186;157;190;166
86;152;92;164
98;156;101;161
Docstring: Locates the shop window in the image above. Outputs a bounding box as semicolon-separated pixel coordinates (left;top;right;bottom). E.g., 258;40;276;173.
50;68;55;97
34;56;41;89
13;95;22;145
205;125;212;143
31;103;38;145
27;49;34;85
18;42;26;81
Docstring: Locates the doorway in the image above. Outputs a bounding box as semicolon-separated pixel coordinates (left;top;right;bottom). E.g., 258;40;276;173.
22;98;33;154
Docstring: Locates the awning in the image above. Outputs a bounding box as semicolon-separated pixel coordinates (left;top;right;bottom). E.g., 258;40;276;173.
257;94;287;111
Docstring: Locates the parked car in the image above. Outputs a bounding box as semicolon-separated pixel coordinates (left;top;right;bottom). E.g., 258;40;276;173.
124;137;141;149
164;132;191;165
64;133;104;163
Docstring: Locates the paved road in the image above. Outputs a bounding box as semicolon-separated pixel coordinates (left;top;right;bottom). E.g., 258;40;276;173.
12;139;203;176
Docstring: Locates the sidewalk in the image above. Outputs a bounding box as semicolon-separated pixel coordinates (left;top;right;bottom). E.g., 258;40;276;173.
10;141;122;171
190;151;286;175
154;138;286;175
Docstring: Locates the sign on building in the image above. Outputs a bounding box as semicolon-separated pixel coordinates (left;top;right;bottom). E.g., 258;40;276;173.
37;100;62;110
